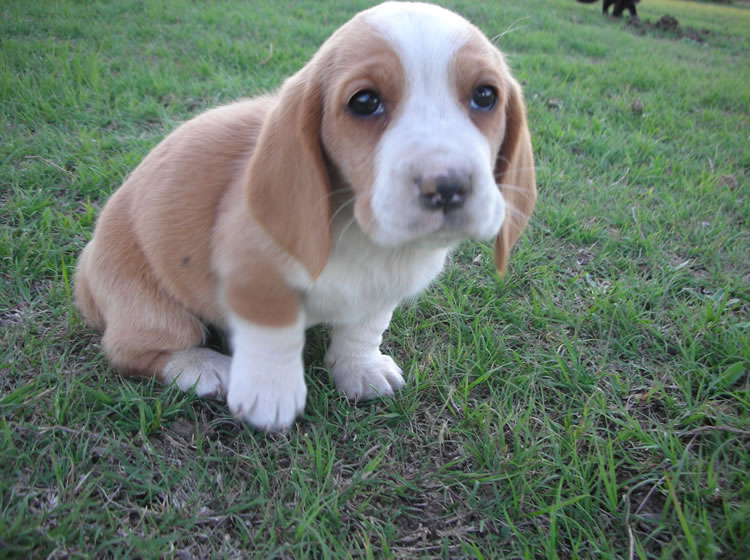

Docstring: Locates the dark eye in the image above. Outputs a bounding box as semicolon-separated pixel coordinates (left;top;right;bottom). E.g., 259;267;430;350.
348;90;383;116
471;85;497;111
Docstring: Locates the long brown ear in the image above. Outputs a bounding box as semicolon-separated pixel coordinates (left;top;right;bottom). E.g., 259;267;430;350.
244;68;331;279
493;77;536;276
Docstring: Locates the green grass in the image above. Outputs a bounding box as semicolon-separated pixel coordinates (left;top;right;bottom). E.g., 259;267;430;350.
1;0;748;557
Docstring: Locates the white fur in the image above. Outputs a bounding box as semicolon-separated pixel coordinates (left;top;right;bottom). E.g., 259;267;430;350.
364;2;506;248
299;207;450;327
326;308;405;400
163;347;231;399
226;313;307;432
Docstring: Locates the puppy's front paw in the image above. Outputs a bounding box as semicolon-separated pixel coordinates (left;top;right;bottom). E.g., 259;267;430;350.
330;352;405;401
225;313;307;432
227;358;307;432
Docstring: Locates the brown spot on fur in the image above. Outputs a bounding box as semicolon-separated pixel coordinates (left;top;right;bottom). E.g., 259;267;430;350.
74;189;205;379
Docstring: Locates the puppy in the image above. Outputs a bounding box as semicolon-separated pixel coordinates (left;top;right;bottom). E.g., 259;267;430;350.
75;2;536;432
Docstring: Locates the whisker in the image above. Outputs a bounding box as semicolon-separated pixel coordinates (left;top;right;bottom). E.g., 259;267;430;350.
337;214;360;242
311;186;355;215
325;186;355;200
493;160;538;174
505;204;530;221
496;182;536;201
496;182;530;193
328;196;357;228
490;17;530;44
353;211;380;240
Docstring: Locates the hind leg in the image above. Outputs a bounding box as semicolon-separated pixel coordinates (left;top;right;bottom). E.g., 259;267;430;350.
101;315;230;399
75;206;230;398
97;279;231;398
98;283;231;398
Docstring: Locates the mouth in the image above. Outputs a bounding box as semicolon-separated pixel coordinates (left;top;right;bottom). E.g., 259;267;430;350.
367;206;502;249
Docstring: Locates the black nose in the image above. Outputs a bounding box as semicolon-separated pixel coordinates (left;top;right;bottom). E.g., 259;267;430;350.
418;172;470;213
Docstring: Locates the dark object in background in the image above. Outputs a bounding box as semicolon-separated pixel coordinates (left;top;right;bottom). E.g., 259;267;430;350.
576;0;640;19
654;14;679;32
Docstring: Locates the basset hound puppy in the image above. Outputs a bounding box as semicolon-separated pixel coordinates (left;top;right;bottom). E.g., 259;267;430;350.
75;1;536;432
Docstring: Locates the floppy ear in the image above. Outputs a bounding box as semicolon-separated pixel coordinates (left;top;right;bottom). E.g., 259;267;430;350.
244;68;331;279
493;77;536;276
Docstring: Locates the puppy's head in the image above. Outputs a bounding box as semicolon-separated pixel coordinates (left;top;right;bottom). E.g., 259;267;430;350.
246;1;536;279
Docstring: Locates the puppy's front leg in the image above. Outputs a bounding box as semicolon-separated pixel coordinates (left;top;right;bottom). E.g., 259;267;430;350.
226;313;307;432
223;273;307;432
327;308;405;401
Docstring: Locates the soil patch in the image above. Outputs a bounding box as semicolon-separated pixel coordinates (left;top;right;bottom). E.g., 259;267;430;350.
627;14;712;42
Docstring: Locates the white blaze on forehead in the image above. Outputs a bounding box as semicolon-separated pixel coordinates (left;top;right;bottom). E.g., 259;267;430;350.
361;1;481;149
362;2;473;90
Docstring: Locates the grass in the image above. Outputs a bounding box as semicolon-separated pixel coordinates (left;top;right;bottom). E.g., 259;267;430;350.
1;0;748;557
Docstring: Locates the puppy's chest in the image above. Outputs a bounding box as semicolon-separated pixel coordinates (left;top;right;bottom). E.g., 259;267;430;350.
301;242;448;327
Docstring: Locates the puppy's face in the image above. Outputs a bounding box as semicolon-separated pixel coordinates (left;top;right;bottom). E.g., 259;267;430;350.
320;2;510;249
246;2;534;279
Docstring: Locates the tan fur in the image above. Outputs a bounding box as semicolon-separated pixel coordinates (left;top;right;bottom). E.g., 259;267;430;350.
451;39;536;275
320;27;405;234
74;6;535;383
75;99;280;378
492;78;536;275
244;70;331;279
75;190;206;377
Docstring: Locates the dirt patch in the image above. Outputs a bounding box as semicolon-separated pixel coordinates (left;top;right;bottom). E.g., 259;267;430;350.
717;174;738;190
627;14;712;43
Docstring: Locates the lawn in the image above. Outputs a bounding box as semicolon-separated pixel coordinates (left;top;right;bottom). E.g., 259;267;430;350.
1;0;748;558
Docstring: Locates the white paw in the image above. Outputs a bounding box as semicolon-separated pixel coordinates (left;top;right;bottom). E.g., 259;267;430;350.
162;348;231;399
329;352;405;401
225;312;307;432
226;356;307;432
